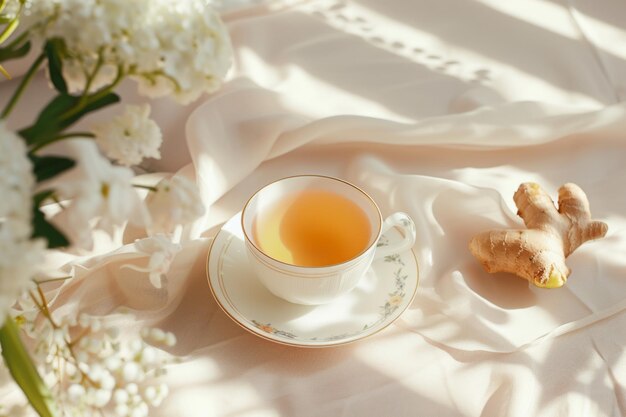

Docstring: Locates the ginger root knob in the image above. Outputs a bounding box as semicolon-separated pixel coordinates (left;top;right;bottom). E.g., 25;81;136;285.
468;182;608;288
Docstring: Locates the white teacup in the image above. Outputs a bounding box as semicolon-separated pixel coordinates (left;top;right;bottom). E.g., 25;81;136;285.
241;175;416;305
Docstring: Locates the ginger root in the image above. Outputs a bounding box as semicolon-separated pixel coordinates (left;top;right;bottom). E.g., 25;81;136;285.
469;182;608;288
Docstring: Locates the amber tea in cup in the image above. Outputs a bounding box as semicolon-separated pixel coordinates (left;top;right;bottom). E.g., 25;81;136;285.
253;189;372;267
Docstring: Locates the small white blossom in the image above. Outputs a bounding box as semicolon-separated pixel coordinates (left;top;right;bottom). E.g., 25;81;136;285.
163;332;177;347
144;386;156;401
122;362;141;382
146;176;205;234
121;235;182;288
50;143;147;249
126;383;139;396
0;122;44;326
130;403;148;417
67;384;86;403
115;404;130;417
28;0;233;104
142;328;177;348
140;346;157;366
94;104;162;166
93;388;112;407
101;372;116;390
114;389;129;405
147;328;165;343
106;356;122;373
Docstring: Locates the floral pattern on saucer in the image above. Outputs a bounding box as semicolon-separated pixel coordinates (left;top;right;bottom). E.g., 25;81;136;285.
249;253;410;343
251;320;297;339
207;211;419;347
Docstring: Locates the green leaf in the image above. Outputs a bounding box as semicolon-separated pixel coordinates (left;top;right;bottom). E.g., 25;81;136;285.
65;92;120;127
0;39;30;62
44;40;67;94
0;17;18;44
18;94;78;145
0;317;59;417
31;191;70;248
19;92;120;146
32;210;69;248
29;155;75;182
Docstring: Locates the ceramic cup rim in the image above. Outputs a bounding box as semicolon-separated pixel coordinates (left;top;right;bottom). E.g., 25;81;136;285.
240;174;384;270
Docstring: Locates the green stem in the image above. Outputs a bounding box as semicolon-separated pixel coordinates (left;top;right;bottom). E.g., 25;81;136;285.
132;184;158;192
0;63;9;79
141;69;182;92
3;27;27;50
79;51;103;105
61;65;124;121
0;316;59;417
89;66;124;102
0;0;25;47
35;287;59;329
1;52;45;119
29;131;95;154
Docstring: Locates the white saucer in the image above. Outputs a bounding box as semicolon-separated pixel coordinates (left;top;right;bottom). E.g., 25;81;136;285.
206;212;419;348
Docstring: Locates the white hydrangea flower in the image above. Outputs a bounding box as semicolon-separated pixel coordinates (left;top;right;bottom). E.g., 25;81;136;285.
51;143;147;249
146;176;206;234
27;0;233;104
94;104;162;166
0;122;44;327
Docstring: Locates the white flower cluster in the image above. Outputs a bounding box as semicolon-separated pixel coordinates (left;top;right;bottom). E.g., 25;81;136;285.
0;122;44;327
94;104;162;166
48;143;206;249
146;176;206;234
27;0;233;104
17;306;176;417
51;143;146;249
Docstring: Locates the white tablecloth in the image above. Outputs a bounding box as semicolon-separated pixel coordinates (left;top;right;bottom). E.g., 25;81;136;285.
2;1;626;416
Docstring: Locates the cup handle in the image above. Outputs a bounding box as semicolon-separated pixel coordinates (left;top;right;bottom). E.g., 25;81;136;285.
374;212;416;259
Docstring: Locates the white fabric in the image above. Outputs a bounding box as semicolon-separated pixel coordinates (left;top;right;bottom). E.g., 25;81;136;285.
2;0;626;416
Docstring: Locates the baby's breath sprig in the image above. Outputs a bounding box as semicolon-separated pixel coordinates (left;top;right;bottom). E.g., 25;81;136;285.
17;287;176;417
